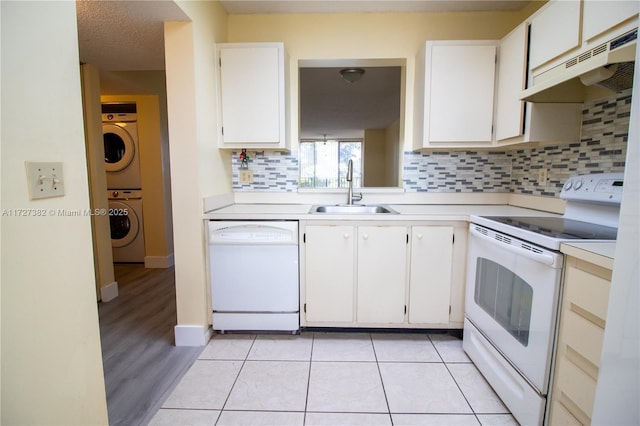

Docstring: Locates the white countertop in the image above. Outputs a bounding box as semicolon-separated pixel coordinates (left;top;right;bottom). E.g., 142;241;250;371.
203;203;557;222
561;241;616;270
204;202;618;268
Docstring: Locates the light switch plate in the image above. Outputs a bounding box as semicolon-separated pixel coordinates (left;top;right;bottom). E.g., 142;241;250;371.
25;161;65;200
239;169;254;184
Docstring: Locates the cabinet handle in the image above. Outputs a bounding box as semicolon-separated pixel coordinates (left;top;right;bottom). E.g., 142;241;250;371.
362;234;369;240
417;234;423;240
343;233;350;239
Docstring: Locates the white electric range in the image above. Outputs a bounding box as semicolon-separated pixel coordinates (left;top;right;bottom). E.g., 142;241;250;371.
463;172;623;426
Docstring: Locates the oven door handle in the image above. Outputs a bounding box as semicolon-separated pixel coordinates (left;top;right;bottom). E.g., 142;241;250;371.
469;226;557;267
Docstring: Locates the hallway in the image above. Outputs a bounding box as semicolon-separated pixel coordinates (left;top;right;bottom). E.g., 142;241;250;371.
98;264;202;426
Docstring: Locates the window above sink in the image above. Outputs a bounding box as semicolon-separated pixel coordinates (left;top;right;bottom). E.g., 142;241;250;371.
299;139;362;189
298;60;405;188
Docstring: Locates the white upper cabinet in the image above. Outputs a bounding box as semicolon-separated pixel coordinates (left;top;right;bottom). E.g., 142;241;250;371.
216;42;289;149
528;0;581;71
414;40;498;149
582;1;639;43
495;23;582;144
496;23;528;142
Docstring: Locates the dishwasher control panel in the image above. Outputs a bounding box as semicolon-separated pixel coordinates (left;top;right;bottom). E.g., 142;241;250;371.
208;221;298;245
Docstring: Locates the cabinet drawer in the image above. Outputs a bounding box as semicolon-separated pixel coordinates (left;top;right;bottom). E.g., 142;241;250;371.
556;356;597;419
550;400;581;426
562;309;605;368
564;264;611;321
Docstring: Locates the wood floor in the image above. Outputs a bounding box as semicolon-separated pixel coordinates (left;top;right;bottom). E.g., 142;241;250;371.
98;264;203;426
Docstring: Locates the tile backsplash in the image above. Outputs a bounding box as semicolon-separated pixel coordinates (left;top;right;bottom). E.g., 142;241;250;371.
232;89;631;197
510;90;630;196
402;151;512;193
233;151;299;192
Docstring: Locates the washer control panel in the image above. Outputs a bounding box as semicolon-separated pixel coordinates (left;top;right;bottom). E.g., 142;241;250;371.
560;172;624;204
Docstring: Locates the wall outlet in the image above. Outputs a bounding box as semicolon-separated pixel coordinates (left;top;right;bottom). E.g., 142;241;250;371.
538;168;548;185
239;169;254;184
25;161;65;200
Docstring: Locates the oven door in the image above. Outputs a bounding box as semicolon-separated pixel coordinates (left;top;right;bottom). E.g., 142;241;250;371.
465;223;563;394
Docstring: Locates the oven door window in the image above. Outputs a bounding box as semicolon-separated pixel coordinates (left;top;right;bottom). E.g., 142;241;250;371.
474;257;533;346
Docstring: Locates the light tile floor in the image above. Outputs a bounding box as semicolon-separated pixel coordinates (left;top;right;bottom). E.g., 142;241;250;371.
150;332;517;426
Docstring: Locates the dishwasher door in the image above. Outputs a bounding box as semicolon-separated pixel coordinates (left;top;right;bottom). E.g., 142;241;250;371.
208;221;299;332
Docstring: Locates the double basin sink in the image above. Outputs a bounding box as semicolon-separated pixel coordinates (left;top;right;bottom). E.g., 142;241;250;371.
310;204;398;215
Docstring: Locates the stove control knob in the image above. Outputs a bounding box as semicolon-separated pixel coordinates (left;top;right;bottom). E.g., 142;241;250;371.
563;180;573;191
574;179;583;190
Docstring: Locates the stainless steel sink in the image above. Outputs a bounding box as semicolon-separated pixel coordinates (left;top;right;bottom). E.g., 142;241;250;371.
310;204;398;214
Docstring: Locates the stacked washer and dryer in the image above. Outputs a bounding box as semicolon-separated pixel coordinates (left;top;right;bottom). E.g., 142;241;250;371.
102;103;146;263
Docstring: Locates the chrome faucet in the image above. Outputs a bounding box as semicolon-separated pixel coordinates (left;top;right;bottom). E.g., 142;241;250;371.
346;159;362;205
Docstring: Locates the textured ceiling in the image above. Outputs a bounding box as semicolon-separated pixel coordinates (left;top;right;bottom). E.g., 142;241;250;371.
76;0;189;71
77;1;533;72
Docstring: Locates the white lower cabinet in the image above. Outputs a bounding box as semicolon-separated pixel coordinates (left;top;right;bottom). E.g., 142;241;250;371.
548;255;613;425
301;221;465;329
303;225;355;323
408;226;453;324
356;226;408;324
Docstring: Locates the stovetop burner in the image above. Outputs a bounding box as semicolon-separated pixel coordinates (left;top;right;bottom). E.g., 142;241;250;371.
484;216;618;241
473;173;623;250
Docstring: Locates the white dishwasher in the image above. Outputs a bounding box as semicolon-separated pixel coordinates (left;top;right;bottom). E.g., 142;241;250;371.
208;221;299;333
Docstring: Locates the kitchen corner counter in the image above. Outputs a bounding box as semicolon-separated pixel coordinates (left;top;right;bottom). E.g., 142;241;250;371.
561;242;616;270
203;203;557;222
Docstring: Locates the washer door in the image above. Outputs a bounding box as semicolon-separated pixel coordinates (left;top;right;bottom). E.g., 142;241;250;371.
109;200;139;248
103;123;135;173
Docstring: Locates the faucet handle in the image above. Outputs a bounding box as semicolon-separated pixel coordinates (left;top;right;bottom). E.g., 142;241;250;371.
352;193;363;202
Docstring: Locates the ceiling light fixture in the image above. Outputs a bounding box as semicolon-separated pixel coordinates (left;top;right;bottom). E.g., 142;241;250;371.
339;68;365;83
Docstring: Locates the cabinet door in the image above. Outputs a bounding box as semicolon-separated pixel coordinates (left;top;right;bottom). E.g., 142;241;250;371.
529;0;581;70
304;225;355;323
218;44;283;146
496;23;527;142
495;23;582;145
356;226;407;324
582;1;639;43
408;226;453;324
425;42;497;143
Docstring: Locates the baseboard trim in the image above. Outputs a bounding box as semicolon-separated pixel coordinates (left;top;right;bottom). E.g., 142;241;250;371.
144;254;175;268
100;281;119;302
174;325;212;347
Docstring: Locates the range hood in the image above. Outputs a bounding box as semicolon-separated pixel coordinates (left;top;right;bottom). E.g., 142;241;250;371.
521;28;637;103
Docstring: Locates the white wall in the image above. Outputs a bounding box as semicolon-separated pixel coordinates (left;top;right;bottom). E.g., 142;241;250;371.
592;38;640;426
385;118;401;186
165;1;230;344
0;2;108;423
81;64;117;300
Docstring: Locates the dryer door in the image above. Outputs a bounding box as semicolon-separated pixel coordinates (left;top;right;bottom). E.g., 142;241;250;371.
103;123;136;173
109;200;139;248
